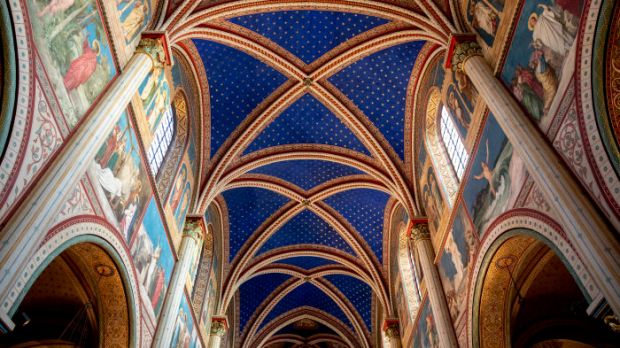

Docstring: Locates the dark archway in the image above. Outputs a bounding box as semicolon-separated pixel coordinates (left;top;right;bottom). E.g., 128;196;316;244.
474;230;618;348
1;242;131;347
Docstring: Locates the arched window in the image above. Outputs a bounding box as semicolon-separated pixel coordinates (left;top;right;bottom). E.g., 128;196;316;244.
440;106;469;180
147;106;174;175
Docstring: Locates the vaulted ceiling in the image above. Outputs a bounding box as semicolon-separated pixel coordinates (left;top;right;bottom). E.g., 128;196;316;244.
161;1;455;346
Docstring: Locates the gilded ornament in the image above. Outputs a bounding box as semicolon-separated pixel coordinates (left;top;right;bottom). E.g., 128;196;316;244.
136;38;167;69
451;41;483;73
410;223;430;241
210;320;227;336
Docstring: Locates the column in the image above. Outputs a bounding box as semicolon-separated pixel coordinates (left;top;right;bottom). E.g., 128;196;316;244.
0;33;172;329
448;36;620;314
153;216;205;347
382;319;402;348
208;316;228;348
409;220;458;348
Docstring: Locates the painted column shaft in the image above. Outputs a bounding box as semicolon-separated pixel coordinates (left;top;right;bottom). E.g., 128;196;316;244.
152;229;201;346
0;38;165;328
412;225;458;348
208;334;223;348
460;51;620;314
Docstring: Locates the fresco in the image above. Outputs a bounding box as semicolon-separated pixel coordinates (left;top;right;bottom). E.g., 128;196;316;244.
422;166;445;234
446;86;472;138
394;275;412;335
89;112;151;242
26;0;116;127
501;0;583;126
200;271;218;337
463;114;527;234
438;204;478;322
168;158;195;234
412;298;440;348
172;295;202;348
466;0;504;47
130;197;175;318
187;238;204;291
115;0;154;46
138;66;171;133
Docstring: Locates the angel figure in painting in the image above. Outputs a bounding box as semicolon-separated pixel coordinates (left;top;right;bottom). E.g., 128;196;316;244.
528;4;574;59
473;140;497;197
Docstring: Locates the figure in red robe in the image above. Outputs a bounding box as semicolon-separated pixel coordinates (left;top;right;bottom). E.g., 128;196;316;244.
63;39;99;91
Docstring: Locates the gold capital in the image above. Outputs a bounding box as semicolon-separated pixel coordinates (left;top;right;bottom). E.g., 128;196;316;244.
210;320;227;336
136;37;168;69
183;219;204;242
451;41;482;73
410;223;430;242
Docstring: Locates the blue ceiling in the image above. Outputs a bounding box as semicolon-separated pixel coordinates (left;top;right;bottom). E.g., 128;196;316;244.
276;256;336;270
244;94;371;155
324;274;373;330
229;11;389;64
261;282;353;331
329;41;425;159
323;188;390;263
257;210;355;256
194;39;288;157
197;9;426;342
249;160;364;191
222;187;290;261
239;273;292;332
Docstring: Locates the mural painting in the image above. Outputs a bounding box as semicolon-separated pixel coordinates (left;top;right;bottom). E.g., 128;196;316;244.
394;275;412;336
501;0;583;127
412;298;440;348
200;271;218;338
463;114;527;235
168;158;194;234
89;112;151;242
130;197;175;318
138;66;171;133
26;0;116;127
446;85;472;138
422;166;445;234
466;0;504;47
438;204;478;322
172;295;202;348
115;0;154;46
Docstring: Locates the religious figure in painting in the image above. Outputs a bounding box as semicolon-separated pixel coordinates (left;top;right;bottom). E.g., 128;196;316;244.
529;49;558;112
512;66;545;121
37;0;75;17
448;91;470;130
470;1;498;36
473;140;499;197
63;39;100;91
528;4;578;64
171;308;191;348
121;0;146;41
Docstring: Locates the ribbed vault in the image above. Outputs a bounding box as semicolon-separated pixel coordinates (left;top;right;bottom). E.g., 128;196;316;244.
157;1;455;346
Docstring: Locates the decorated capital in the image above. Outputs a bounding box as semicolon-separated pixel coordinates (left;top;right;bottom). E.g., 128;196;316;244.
211;316;228;337
411;220;431;241
183;215;206;242
136;32;172;69
445;34;482;73
383;319;400;338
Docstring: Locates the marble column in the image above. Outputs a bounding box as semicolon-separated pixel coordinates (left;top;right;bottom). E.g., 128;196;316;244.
153;216;205;347
410;221;458;347
208;316;228;348
450;37;620;314
0;33;171;330
382;319;402;348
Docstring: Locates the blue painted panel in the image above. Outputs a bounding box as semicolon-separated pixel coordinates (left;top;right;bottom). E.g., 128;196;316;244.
257;210;355;255
239;273;291;332
244;94;370;155
323;188;390;262
222;187;290;261
193;39;288;157
250;160;363;191
277;256;336;270
230;11;389;64
324;274;372;330
329;41;426;159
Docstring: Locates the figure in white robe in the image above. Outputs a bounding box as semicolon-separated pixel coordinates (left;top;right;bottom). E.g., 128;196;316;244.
528;4;574;58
